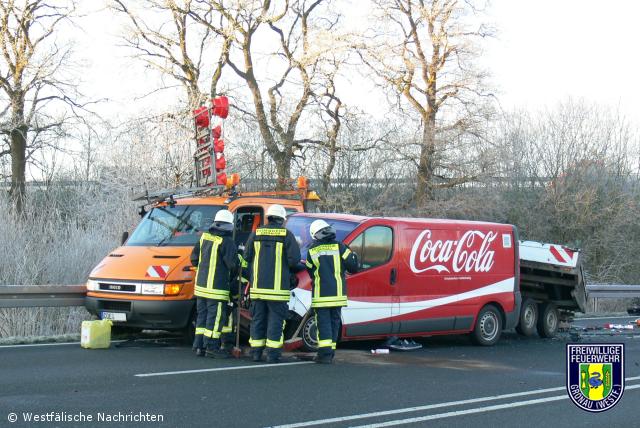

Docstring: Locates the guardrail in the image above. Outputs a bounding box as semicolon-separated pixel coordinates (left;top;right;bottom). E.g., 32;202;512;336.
0;285;86;308
586;284;640;299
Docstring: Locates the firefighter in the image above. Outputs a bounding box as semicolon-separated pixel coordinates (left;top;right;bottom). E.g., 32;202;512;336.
305;219;358;364
190;209;238;358
242;204;301;364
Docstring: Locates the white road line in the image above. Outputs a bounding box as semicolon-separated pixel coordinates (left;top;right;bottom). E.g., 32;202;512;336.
0;337;180;349
272;376;640;428
352;384;640;428
135;361;314;377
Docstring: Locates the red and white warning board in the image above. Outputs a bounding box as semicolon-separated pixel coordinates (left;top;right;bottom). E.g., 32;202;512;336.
519;241;579;268
145;265;170;279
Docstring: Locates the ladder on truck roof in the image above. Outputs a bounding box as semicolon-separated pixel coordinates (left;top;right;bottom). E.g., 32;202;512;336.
193;96;230;187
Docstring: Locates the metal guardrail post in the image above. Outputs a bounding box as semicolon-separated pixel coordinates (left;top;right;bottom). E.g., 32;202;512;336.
0;285;86;308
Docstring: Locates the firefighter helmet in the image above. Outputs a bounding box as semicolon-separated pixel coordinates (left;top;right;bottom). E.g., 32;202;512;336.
310;219;335;240
266;204;287;220
214;209;234;224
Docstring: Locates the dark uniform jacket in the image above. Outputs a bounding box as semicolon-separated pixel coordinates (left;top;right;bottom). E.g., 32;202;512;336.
242;224;301;302
190;226;238;301
305;238;358;308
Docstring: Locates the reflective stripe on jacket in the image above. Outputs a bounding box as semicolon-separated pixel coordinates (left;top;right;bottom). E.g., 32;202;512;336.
305;239;358;308
191;229;237;301
243;224;301;302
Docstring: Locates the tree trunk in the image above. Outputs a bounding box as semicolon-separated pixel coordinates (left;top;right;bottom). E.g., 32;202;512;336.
274;151;291;190
9;102;27;214
416;114;436;207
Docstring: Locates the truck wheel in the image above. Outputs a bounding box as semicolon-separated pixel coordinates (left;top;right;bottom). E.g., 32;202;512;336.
536;302;559;338
471;305;502;346
515;298;538;337
301;315;318;352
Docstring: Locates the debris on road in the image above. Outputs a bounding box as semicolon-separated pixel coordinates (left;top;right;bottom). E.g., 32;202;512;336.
371;348;390;354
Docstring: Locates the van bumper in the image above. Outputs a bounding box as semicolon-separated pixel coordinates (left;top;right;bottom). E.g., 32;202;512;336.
85;297;195;330
504;291;522;330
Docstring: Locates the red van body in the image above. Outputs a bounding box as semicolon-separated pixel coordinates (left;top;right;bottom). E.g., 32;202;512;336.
285;213;521;345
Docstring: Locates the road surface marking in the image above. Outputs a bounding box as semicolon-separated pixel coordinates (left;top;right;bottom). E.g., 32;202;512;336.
273;377;640;428
351;384;640;428
135;361;314;377
0;337;179;349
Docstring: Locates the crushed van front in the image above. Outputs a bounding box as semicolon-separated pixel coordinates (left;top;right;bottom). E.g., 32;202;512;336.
85;245;195;330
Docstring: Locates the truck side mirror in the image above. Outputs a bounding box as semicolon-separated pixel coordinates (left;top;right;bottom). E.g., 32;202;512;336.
121;231;129;245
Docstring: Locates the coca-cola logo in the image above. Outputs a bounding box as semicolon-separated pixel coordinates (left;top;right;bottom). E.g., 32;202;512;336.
410;229;497;274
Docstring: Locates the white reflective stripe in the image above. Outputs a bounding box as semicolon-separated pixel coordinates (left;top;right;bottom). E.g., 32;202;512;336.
341;277;514;325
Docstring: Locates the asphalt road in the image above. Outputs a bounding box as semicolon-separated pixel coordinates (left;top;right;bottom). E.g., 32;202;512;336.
1;315;639;428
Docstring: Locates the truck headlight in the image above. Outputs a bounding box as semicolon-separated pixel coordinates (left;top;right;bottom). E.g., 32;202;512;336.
86;279;99;291
141;283;164;295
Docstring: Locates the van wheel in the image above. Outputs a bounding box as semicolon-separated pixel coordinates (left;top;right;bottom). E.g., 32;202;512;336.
471;305;502;346
301;315;318;352
537;302;559;338
515;298;538;337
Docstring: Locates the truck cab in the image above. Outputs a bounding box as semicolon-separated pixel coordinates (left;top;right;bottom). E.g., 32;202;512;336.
84;186;317;337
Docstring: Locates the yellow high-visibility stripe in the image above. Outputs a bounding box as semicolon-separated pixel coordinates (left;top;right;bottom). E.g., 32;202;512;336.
318;339;333;348
249;338;266;347
305;260;313;268
195;235;204;286
312;255;321;299
274;242;283;291
195;327;205;335
221;309;233;333
211;302;223;339
206;238;220;290
194;286;230;301
342;248;352;260
256;228;287;236
333;252;342;297
252;241;261;290
309;244;340;255
203;329;213;338
331;342;337;350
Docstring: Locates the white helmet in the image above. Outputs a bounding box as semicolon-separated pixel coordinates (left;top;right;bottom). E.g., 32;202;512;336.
310;219;334;240
266;204;287;220
214;209;234;224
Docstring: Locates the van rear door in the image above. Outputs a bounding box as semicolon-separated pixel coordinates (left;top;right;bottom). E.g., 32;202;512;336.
342;223;397;338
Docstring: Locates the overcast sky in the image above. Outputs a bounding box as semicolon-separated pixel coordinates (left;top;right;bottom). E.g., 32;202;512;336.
77;0;640;121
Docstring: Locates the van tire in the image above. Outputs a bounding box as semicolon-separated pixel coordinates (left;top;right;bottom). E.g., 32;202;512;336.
515;298;538;337
301;315;318;352
471;305;503;346
536;302;559;338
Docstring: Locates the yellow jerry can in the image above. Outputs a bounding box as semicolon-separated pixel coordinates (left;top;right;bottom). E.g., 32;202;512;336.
81;319;112;349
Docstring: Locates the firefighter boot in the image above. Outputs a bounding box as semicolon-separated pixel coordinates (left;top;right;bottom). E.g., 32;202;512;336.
251;349;264;362
205;339;222;358
266;349;281;364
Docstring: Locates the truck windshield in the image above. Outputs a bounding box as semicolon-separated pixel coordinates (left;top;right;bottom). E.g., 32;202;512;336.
126;205;223;247
286;216;358;258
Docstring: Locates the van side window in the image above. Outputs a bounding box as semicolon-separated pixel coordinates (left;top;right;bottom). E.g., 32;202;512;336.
349;226;393;270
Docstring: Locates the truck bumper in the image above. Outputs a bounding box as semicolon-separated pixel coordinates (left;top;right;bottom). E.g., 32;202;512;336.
504;291;522;330
85;297;195;330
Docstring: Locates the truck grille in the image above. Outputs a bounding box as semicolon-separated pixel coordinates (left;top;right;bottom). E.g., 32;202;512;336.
99;283;137;292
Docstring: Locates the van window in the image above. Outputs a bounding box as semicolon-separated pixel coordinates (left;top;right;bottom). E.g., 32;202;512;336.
127;205;223;247
349;226;393;270
235;206;264;247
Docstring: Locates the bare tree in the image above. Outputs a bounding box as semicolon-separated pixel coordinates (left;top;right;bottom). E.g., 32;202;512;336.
363;0;494;207
191;0;352;189
112;0;231;108
0;0;84;213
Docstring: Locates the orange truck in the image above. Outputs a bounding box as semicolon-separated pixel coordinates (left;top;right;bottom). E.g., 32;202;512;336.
84;180;318;341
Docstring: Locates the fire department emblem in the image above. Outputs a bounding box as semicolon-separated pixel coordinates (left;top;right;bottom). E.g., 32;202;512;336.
566;344;624;412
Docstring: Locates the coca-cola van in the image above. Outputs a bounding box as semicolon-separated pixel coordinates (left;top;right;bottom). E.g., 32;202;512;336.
280;213;585;349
